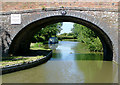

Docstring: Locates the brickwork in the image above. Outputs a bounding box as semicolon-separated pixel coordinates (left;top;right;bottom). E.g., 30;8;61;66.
1;2;118;12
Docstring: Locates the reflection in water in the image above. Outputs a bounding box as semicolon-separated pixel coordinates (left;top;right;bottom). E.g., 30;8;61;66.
48;44;58;50
50;41;103;60
2;41;118;83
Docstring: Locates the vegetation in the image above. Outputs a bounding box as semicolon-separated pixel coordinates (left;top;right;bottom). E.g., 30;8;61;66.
1;56;44;68
71;24;103;52
1;43;51;68
57;32;76;40
30;42;50;50
33;23;63;42
32;22;103;52
57;35;75;40
59;33;74;36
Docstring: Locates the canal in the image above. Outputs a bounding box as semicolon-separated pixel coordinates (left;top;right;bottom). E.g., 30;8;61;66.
2;41;118;83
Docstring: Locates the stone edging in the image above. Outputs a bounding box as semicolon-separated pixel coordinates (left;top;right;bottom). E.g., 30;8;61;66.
1;51;52;75
0;7;118;15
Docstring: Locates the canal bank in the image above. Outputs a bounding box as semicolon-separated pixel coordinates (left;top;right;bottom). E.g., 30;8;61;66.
2;51;52;75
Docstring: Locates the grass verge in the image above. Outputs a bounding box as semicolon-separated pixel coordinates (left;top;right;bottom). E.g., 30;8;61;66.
1;43;51;68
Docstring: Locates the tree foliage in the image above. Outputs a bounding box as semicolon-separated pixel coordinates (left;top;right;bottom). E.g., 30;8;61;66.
71;24;103;52
34;23;63;41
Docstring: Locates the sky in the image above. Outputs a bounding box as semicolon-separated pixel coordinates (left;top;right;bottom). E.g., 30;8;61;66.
59;22;74;34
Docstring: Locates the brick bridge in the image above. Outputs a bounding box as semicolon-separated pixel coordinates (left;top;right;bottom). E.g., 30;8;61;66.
0;2;119;63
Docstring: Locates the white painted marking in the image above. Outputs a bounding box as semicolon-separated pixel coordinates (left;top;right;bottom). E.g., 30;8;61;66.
11;14;21;25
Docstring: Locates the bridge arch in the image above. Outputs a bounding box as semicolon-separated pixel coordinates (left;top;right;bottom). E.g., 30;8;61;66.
8;11;113;61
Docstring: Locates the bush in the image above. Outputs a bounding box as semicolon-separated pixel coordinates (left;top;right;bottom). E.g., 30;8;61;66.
72;24;103;52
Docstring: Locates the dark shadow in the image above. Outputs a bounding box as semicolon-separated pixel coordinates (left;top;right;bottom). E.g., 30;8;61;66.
15;50;51;57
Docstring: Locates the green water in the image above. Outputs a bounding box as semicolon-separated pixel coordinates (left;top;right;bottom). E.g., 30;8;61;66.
2;41;118;83
47;41;103;60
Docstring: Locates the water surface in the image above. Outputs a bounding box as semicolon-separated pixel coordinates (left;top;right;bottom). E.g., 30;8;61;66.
48;41;103;60
2;41;118;83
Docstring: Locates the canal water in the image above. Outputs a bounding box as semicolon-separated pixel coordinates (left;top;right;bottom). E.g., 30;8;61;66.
2;41;118;83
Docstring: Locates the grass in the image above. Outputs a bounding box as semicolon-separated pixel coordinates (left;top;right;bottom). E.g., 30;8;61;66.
30;48;51;50
0;56;44;68
30;42;51;50
0;42;51;68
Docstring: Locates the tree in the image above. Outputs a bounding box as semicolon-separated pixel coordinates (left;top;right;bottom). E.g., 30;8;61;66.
67;33;74;36
34;22;63;41
60;33;68;36
71;23;103;52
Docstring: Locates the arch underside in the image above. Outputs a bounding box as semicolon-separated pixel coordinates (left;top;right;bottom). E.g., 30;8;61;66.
9;16;113;61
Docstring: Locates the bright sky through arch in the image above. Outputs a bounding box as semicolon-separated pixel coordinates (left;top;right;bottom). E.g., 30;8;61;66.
59;22;74;35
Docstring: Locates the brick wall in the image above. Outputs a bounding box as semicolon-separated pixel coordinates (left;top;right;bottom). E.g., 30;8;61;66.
1;2;118;12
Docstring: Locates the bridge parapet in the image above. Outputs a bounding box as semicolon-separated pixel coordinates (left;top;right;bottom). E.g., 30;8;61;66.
1;7;118;15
